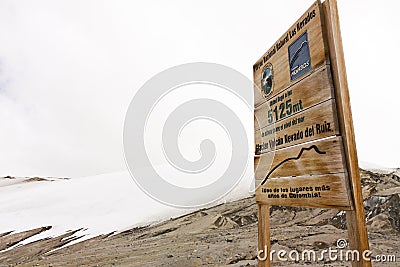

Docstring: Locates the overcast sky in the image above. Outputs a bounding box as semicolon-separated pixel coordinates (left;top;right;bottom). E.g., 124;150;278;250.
0;0;398;177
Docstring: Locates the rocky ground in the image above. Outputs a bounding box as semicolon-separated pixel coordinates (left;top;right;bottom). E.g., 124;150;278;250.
0;169;399;266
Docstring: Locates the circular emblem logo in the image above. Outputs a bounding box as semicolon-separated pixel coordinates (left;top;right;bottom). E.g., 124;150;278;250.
261;63;273;98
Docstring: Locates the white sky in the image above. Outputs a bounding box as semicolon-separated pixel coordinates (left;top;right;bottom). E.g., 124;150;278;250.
0;0;399;177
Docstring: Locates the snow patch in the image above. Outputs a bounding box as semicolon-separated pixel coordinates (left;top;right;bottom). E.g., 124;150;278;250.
359;161;395;175
0;170;253;247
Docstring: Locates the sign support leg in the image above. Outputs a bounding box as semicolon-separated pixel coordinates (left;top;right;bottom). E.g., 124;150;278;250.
346;209;371;266
323;1;371;266
257;204;271;267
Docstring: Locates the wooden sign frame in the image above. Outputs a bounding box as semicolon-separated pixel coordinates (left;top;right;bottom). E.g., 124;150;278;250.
254;1;371;266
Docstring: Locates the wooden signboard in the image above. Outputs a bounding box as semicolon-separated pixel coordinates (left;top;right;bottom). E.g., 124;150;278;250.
253;0;370;266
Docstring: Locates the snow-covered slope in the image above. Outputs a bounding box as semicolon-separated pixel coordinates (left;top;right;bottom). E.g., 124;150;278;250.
0;171;252;246
359;161;398;175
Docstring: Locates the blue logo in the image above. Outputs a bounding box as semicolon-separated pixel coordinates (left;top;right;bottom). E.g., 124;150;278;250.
288;32;312;81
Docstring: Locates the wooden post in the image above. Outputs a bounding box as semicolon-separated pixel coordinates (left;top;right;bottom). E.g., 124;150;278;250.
322;0;371;266
257;204;271;267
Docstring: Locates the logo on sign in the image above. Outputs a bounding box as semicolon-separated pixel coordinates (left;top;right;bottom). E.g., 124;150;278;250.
288;32;312;81
260;63;274;98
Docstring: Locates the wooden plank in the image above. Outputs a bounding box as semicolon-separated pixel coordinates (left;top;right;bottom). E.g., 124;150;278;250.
255;65;334;130
255;99;339;154
257;204;271;267
322;0;371;266
255;173;351;209
255;136;346;182
254;0;329;108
